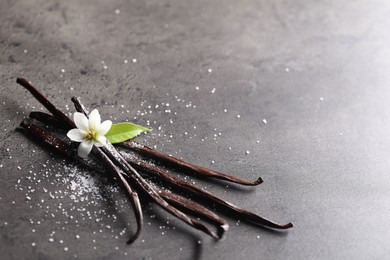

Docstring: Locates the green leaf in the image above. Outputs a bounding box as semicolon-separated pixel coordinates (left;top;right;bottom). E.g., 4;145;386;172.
105;122;150;144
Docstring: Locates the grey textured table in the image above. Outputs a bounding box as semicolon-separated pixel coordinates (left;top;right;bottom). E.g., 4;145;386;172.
1;0;390;259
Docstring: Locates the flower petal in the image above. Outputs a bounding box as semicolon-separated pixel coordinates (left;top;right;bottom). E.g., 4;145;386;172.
67;129;85;142
74;112;89;132
89;109;101;130
96;120;112;136
77;141;93;158
94;135;107;147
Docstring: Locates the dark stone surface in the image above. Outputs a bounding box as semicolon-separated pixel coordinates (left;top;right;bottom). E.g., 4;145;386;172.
1;0;390;259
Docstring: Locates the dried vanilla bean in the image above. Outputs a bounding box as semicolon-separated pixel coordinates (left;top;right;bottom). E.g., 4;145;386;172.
29;111;60;128
93;148;144;244
121;141;263;186
17;78;74;130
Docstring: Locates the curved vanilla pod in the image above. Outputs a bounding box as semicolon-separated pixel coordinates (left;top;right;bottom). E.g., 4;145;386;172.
121;141;263;186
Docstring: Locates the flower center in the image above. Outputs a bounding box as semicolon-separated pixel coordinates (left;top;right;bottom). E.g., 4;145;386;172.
85;129;97;141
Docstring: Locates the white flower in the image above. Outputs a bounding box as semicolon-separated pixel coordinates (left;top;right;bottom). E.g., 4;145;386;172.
67;109;112;158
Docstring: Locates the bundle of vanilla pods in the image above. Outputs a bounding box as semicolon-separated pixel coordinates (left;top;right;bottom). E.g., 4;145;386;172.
17;78;292;244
